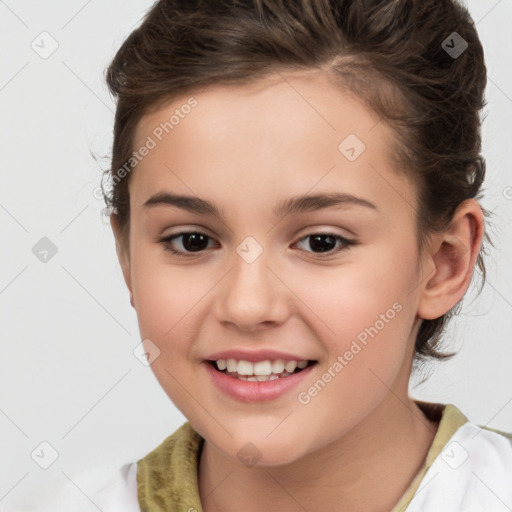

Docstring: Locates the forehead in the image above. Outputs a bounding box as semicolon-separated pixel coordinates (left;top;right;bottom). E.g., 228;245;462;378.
134;69;381;148
129;70;416;218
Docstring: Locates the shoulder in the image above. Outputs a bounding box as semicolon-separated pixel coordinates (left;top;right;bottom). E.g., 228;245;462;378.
401;402;512;511
480;424;512;444
405;415;512;511
15;423;202;512
456;420;512;457
434;406;512;490
454;421;512;468
28;462;140;512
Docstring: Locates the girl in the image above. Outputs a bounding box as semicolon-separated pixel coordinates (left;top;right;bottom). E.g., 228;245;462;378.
37;0;512;510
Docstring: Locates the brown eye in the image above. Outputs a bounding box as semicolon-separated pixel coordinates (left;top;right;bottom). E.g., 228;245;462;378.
294;233;355;256
159;231;216;256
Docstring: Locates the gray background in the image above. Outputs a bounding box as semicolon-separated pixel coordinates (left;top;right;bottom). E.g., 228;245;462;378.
1;0;511;509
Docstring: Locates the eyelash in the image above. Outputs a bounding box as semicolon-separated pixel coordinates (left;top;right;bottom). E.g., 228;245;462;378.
158;231;356;258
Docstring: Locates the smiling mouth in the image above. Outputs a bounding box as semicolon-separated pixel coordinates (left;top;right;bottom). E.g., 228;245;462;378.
206;359;318;381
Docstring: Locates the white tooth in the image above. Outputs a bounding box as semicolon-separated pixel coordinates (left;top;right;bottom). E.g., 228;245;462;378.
253;360;272;376
226;359;238;372
256;375;270;381
269;375;279;380
281;371;291;377
238;375;248;381
247;376;258;381
216;359;227;370
237;360;254;375
272;359;285;373
297;360;308;369
284;360;298;373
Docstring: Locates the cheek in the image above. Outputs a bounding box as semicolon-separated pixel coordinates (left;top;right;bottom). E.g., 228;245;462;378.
131;246;204;334
130;258;207;414
129;250;207;379
292;246;418;381
290;264;416;447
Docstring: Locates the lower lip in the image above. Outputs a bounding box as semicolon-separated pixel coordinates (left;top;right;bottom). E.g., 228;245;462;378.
202;361;316;403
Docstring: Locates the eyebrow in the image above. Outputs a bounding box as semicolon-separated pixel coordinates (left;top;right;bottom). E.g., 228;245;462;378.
142;191;378;221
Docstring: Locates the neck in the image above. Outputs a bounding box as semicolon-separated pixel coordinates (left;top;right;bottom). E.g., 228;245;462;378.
198;394;438;512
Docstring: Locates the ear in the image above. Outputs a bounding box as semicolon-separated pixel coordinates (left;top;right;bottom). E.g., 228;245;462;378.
417;199;484;320
110;214;135;309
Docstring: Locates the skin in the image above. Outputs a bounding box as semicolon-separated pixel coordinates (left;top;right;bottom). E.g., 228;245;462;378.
110;68;484;511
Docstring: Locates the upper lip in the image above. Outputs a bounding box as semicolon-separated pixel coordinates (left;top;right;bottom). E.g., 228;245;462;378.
205;349;315;363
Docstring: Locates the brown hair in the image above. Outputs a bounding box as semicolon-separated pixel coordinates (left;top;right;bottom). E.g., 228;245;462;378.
103;0;491;363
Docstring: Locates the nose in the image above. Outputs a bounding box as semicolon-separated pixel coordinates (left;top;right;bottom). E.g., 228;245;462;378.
213;248;290;332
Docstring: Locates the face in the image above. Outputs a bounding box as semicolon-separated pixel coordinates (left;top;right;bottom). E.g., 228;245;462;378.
116;69;428;466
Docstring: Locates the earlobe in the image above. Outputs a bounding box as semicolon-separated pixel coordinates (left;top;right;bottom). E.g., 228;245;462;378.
110;214;135;309
417;199;484;320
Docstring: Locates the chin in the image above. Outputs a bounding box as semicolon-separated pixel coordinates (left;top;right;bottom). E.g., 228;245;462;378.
219;434;310;469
